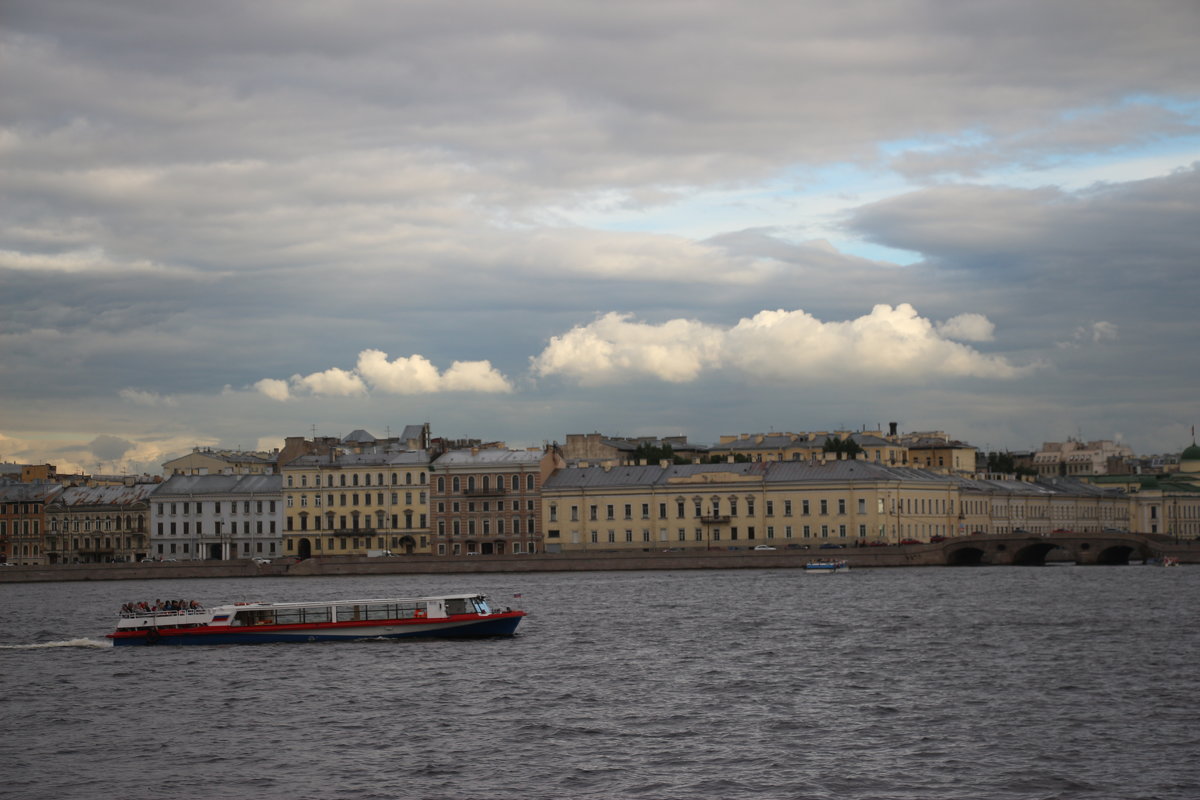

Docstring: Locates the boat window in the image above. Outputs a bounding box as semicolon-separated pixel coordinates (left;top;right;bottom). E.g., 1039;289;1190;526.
336;605;363;622
302;607;331;624
235;609;275;626
445;598;469;616
275;608;302;625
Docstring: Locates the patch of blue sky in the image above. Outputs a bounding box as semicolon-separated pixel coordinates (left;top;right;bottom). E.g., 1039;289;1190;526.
547;161;913;240
827;239;923;266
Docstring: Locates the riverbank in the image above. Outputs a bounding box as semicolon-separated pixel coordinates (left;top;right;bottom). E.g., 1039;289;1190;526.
1;538;1195;582
0;549;919;582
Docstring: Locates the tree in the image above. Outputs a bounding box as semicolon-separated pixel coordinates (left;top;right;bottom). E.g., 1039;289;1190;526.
822;437;863;457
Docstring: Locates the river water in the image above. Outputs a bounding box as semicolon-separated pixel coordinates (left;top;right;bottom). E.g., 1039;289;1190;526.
1;565;1197;800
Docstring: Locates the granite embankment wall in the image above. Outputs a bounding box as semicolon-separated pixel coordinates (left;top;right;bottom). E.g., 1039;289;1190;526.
0;549;933;583
2;538;1195;584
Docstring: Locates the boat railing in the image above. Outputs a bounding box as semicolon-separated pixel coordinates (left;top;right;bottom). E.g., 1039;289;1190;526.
119;608;207;619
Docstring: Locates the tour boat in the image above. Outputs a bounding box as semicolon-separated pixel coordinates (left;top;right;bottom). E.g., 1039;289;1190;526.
805;559;850;573
107;593;525;646
1161;556;1180;567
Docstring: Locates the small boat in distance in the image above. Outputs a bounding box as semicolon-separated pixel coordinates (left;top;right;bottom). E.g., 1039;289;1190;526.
108;593;525;647
805;559;850;573
1162;556;1180;567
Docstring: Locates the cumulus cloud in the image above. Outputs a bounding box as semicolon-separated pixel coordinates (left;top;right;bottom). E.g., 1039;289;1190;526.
253;378;291;402
531;313;724;385
256;349;514;400
292;367;367;397
937;313;995;342
532;304;1031;385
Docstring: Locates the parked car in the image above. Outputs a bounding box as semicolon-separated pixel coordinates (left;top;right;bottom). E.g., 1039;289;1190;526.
898;538;921;545
819;543;846;549
929;535;947;543
252;558;271;565
752;545;776;551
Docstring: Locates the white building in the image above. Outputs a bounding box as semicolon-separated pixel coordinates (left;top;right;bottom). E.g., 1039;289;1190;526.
149;474;283;561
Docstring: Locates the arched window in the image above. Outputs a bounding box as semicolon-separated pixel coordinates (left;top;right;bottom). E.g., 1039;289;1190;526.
406;472;413;485
339;474;346;487
511;475;519;491
452;476;461;493
467;476;476;492
353;474;359;487
364;473;371;486
437;476;445;493
527;474;535;491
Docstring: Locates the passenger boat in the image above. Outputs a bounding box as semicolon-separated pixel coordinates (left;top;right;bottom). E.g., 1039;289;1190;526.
107;593;525;647
805;559;850;573
1162;556;1180;567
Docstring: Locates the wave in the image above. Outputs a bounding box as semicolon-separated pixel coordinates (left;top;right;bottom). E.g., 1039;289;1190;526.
0;638;112;650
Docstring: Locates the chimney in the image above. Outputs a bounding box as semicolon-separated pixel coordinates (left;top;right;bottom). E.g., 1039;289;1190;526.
889;422;898;437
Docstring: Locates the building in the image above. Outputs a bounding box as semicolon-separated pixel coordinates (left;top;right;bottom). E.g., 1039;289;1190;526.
162;447;279;476
709;430;908;465
541;459;962;552
45;484;155;564
540;458;1155;553
429;445;565;556
1;482;65;565
149;474;283;561
1032;439;1134;477
282;448;433;559
560;433;709;464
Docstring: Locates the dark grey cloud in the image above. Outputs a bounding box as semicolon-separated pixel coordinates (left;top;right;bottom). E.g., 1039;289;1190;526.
2;0;1199;467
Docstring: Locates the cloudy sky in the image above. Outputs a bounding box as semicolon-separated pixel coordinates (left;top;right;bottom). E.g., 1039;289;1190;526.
3;0;1199;474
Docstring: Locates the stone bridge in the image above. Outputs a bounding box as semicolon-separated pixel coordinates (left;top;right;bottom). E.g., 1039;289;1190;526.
939;531;1160;567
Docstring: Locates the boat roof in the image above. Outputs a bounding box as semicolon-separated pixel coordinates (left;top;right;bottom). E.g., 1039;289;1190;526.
213;593;489;610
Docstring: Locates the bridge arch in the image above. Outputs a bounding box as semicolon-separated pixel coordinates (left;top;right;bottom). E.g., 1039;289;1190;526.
1095;545;1136;565
946;546;986;566
1011;542;1065;566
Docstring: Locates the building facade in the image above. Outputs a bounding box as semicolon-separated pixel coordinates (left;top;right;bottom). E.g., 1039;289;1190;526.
1;482;64;565
282;450;432;558
149;474;283;560
162;447;279;476
45;484;155;564
429;446;565;556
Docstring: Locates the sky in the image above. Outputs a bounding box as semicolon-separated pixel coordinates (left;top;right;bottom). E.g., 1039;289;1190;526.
3;0;1200;475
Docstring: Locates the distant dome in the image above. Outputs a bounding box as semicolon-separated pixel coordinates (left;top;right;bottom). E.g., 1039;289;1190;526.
1183;443;1200;462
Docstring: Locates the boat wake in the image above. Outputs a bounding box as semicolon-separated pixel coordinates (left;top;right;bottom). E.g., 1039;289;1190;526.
0;638;112;650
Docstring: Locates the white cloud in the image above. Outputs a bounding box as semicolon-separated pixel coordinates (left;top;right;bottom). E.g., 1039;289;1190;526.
530;312;725;385
256;349;514;400
291;367;367;397
442;360;515;393
532;305;1032;385
937;313;996;342
355;350;445;394
253;378;291;402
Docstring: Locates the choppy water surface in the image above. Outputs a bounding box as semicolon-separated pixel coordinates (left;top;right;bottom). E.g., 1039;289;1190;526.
1;566;1197;800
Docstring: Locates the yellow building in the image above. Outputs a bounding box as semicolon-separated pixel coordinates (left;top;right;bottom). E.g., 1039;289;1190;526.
541;459;963;551
163;447;278;476
281;449;432;558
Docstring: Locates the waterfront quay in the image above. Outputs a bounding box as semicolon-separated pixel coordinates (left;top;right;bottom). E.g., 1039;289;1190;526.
0;531;1193;583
